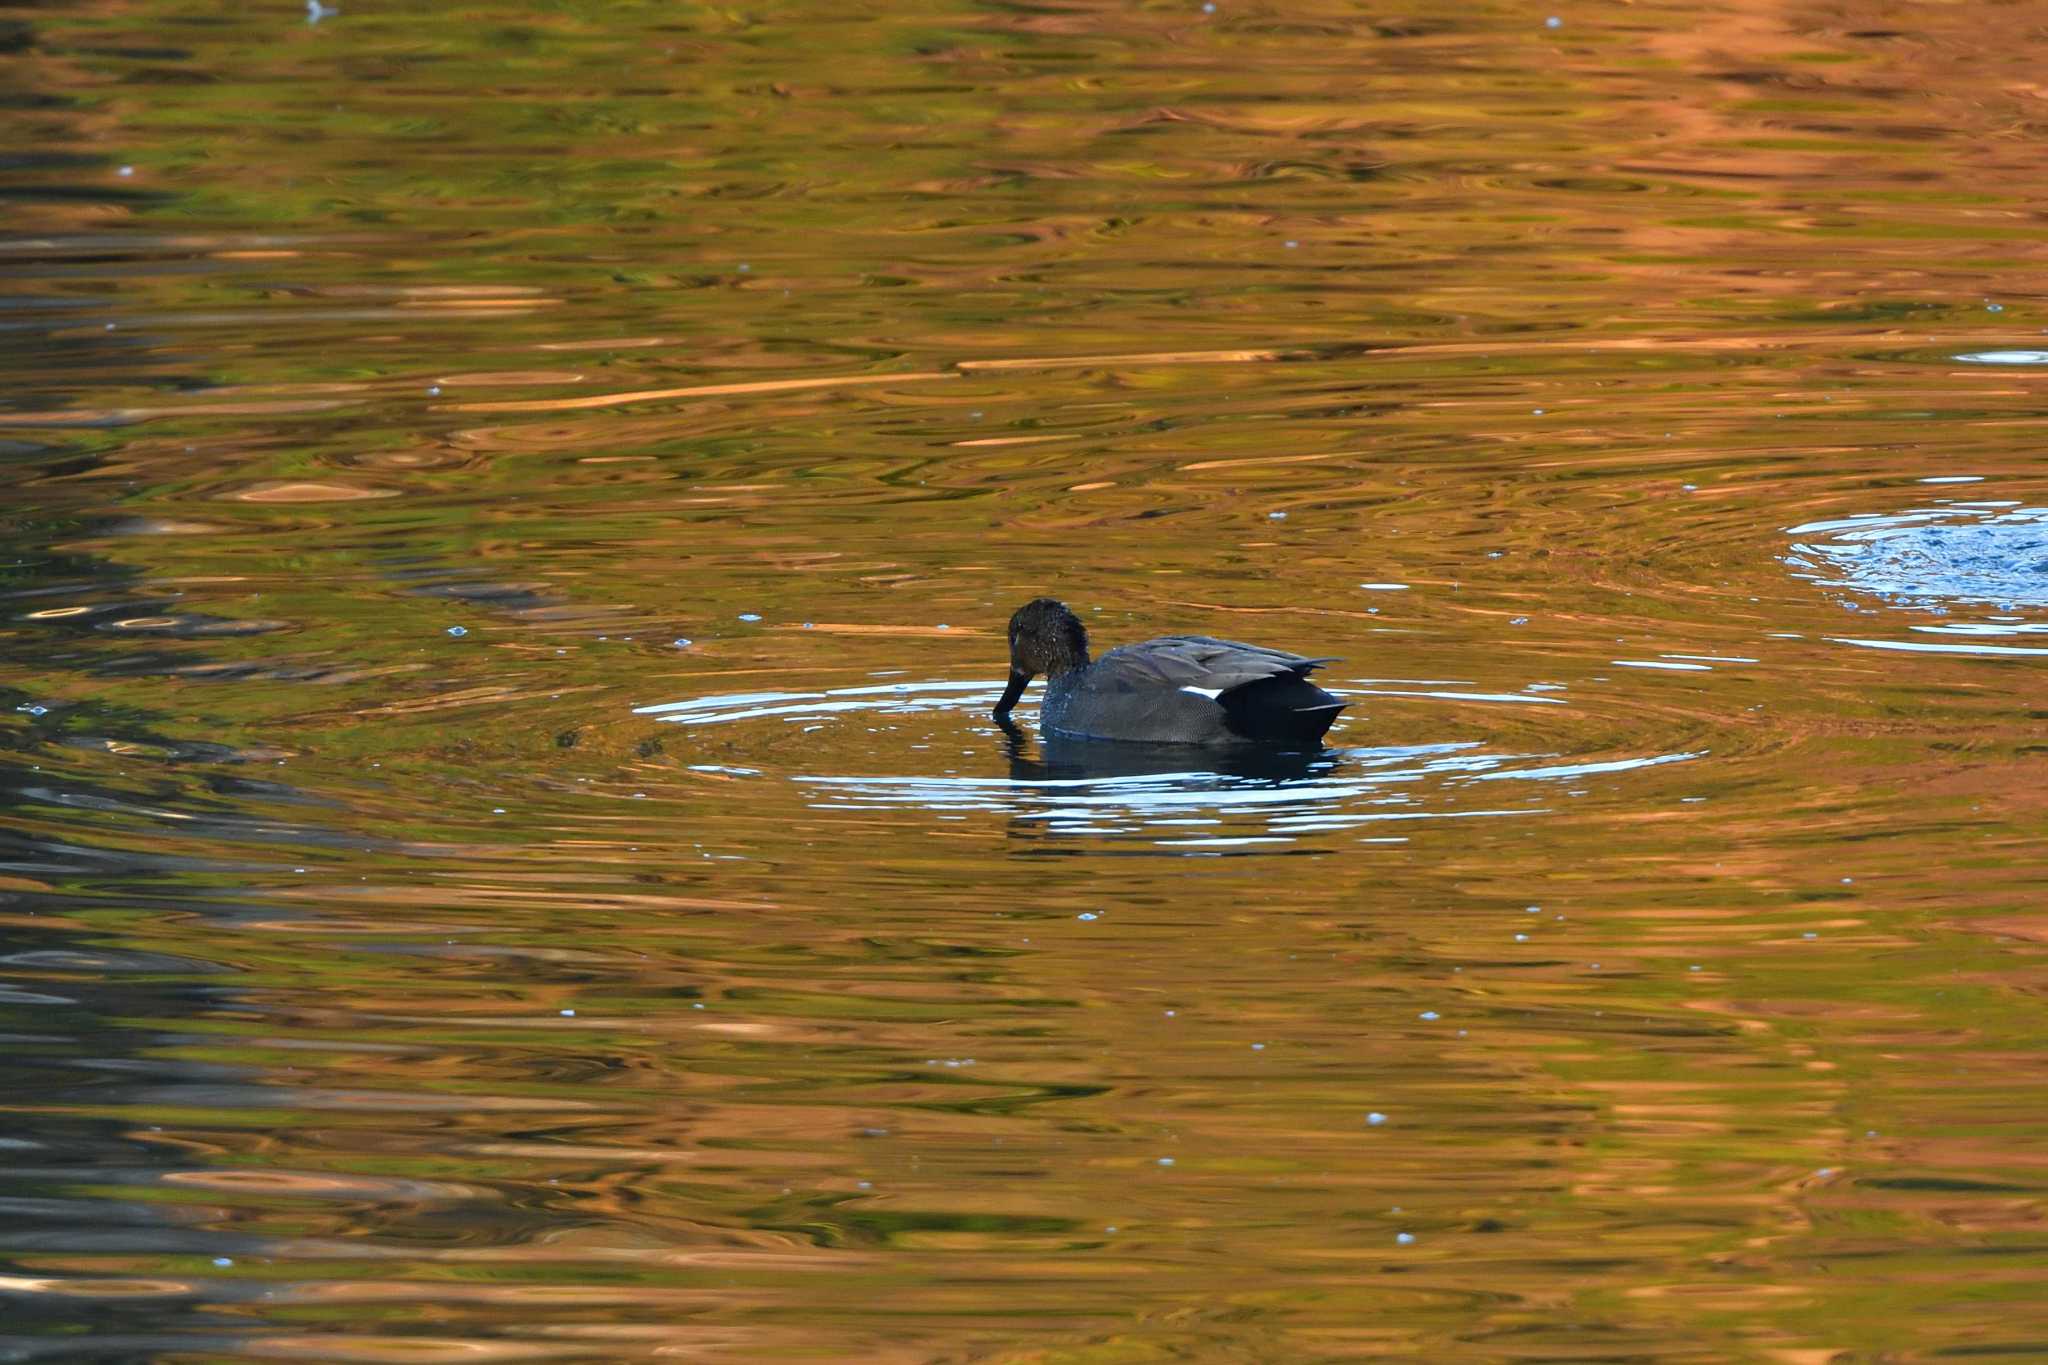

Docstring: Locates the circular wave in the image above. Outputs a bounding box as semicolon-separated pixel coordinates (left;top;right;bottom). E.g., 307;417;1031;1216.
634;678;1699;852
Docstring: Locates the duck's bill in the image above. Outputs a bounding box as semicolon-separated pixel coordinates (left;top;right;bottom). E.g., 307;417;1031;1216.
993;667;1030;719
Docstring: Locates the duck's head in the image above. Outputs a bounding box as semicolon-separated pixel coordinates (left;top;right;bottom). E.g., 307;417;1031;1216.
994;597;1090;720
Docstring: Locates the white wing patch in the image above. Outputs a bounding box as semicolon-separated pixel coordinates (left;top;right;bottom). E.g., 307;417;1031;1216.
1179;685;1224;701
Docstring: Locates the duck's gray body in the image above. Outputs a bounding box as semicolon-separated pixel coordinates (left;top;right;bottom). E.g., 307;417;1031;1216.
996;600;1346;748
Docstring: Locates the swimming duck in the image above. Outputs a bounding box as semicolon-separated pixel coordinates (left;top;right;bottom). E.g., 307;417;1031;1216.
992;597;1346;746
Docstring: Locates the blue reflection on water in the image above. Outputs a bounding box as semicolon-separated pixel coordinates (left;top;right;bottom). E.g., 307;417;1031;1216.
1786;501;2048;609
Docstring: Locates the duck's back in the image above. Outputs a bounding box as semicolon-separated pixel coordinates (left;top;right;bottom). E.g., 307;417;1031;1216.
1104;635;1333;691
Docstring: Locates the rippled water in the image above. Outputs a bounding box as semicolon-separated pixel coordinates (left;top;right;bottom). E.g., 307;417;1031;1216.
9;0;2048;1358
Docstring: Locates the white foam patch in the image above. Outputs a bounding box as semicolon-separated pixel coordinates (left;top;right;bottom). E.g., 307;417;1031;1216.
1954;350;2048;366
1830;637;2048;658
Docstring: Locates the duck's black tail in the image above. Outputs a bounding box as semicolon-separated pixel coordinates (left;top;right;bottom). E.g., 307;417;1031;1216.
1220;672;1347;746
1288;701;1348;745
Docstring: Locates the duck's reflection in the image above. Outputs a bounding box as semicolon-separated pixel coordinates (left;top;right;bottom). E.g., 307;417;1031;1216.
996;718;1337;784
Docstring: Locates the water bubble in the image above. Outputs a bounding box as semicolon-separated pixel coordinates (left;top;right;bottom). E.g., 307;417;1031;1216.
1513;933;1529;942
1802;931;1819;940
1510;616;1529;626
1396;1231;1417;1245
117;165;135;177
560;1008;575;1017
1157;1157;1176;1166
1367;1112;1387;1125
1250;1042;1265;1051
17;704;47;717
212;1257;234;1267
673;638;692;648
738;613;762;622
1418;1010;1439;1021
1077;911;1099;921
445;625;468;637
1284;239;1299;249
1269;511;1288;520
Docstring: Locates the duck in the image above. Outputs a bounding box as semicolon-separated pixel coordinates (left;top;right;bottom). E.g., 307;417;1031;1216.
992;597;1346;746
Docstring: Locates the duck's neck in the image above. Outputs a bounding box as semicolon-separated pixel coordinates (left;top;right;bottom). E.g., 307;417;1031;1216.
1044;645;1089;679
1038;636;1090;730
1044;614;1090;678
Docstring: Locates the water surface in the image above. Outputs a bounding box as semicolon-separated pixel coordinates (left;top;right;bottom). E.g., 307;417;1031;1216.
7;0;2048;1358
